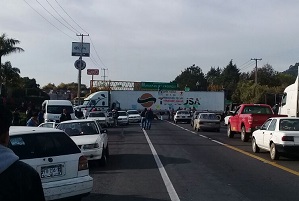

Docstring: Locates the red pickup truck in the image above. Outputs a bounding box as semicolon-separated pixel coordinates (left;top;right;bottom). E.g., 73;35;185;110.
227;104;287;142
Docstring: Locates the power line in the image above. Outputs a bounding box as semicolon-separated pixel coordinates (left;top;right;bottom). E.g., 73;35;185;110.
54;0;89;34
35;0;77;35
89;37;107;68
45;0;80;34
23;0;77;40
239;61;255;71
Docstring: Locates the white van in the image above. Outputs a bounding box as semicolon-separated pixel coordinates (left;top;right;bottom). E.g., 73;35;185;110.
42;100;76;123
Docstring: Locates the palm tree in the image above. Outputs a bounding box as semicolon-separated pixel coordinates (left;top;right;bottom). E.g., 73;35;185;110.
0;33;24;64
0;33;24;84
0;61;21;87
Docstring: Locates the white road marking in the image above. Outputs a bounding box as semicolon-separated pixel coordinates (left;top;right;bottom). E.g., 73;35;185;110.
143;129;180;201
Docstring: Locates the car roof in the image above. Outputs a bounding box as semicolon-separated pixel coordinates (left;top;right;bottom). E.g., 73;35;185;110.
9;126;62;136
58;119;97;124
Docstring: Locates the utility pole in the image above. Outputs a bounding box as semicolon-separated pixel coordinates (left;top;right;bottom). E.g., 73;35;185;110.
76;33;89;104
101;68;108;82
251;58;262;84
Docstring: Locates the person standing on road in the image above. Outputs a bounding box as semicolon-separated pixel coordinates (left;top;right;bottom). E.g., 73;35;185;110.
140;108;147;129
112;109;119;127
26;112;39;127
60;108;71;122
145;108;154;130
0;104;46;201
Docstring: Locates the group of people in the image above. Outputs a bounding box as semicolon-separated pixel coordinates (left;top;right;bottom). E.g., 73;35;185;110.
140;108;154;130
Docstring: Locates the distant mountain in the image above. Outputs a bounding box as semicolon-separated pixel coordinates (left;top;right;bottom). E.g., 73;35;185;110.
283;63;299;76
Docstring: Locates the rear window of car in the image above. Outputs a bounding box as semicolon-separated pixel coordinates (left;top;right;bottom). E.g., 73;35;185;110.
242;106;272;114
200;114;218;120
118;112;127;116
89;112;105;117
57;121;99;136
127;111;139;115
9;132;80;160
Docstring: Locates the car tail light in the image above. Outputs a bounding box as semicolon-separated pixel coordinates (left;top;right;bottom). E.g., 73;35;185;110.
281;136;294;141
78;155;89;171
248;116;253;125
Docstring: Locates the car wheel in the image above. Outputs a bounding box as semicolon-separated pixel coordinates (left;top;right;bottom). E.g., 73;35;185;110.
270;143;279;160
227;124;234;138
252;137;260;153
99;146;108;166
241;126;249;142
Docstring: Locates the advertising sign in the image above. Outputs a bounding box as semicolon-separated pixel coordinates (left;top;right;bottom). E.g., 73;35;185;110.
140;82;178;90
87;69;99;75
72;42;90;57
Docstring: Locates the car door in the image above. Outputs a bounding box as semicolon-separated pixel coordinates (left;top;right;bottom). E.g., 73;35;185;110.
229;106;240;131
263;119;277;150
255;118;272;148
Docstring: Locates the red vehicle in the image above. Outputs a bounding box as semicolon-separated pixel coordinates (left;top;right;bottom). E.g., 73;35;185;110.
227;104;287;142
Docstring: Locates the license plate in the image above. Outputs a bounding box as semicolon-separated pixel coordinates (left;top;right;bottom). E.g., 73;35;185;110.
41;165;63;178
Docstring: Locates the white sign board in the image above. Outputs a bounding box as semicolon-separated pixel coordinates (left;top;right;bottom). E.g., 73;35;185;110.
72;42;90;57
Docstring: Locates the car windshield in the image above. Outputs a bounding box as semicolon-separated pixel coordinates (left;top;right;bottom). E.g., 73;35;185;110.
89;112;105;117
47;105;74;114
127;111;139;115
57;121;99;136
279;119;299;131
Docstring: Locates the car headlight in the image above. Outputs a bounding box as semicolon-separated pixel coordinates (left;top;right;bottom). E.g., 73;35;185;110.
83;143;100;149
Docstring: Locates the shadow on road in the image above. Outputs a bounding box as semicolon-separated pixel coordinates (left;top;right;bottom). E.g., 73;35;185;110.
83;193;169;201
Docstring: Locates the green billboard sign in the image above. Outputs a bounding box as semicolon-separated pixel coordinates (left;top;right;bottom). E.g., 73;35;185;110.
141;82;179;90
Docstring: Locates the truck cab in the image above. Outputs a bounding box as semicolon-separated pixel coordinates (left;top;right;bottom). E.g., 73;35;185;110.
279;76;299;117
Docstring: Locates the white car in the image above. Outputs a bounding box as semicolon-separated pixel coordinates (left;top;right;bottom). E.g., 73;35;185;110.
174;110;191;124
56;119;109;166
87;111;109;127
38;122;57;128
9;126;93;201
117;111;129;125
127;110;141;123
252;117;299;160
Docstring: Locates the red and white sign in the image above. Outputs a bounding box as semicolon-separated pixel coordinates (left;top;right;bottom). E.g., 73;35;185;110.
87;69;99;75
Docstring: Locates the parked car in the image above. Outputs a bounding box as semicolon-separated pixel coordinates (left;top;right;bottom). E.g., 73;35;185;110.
86;111;109;127
56;119;109;166
252;117;299;160
193;113;220;132
117;111;129;125
127;110;141;123
190;111;200;127
174;110;191;124
8;126;93;201
38;122;57;128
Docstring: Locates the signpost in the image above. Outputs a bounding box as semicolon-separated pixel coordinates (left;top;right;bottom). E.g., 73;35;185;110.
87;69;99;89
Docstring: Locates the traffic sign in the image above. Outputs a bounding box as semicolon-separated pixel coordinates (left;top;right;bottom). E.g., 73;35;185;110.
72;42;90;57
87;69;99;75
74;59;86;70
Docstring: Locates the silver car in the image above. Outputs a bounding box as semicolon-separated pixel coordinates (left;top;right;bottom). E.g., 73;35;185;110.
193;113;221;132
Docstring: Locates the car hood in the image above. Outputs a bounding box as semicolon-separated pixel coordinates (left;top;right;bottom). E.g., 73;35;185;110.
70;135;99;145
128;114;140;117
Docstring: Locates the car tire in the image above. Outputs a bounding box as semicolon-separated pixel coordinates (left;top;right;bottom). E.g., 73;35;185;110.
252;137;260;153
270;143;279;160
227;124;234;138
241;126;249;142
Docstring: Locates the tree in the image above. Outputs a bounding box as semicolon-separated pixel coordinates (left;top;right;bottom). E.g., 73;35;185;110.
0;61;21;87
173;64;207;91
220;60;240;99
206;67;222;91
0;33;24;75
249;64;280;87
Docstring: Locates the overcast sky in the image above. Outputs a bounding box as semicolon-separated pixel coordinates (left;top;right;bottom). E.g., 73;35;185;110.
1;0;299;88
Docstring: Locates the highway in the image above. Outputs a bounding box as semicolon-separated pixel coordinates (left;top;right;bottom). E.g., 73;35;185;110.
83;120;299;201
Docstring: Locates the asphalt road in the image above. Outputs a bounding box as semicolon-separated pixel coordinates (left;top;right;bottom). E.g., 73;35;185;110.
82;120;299;201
